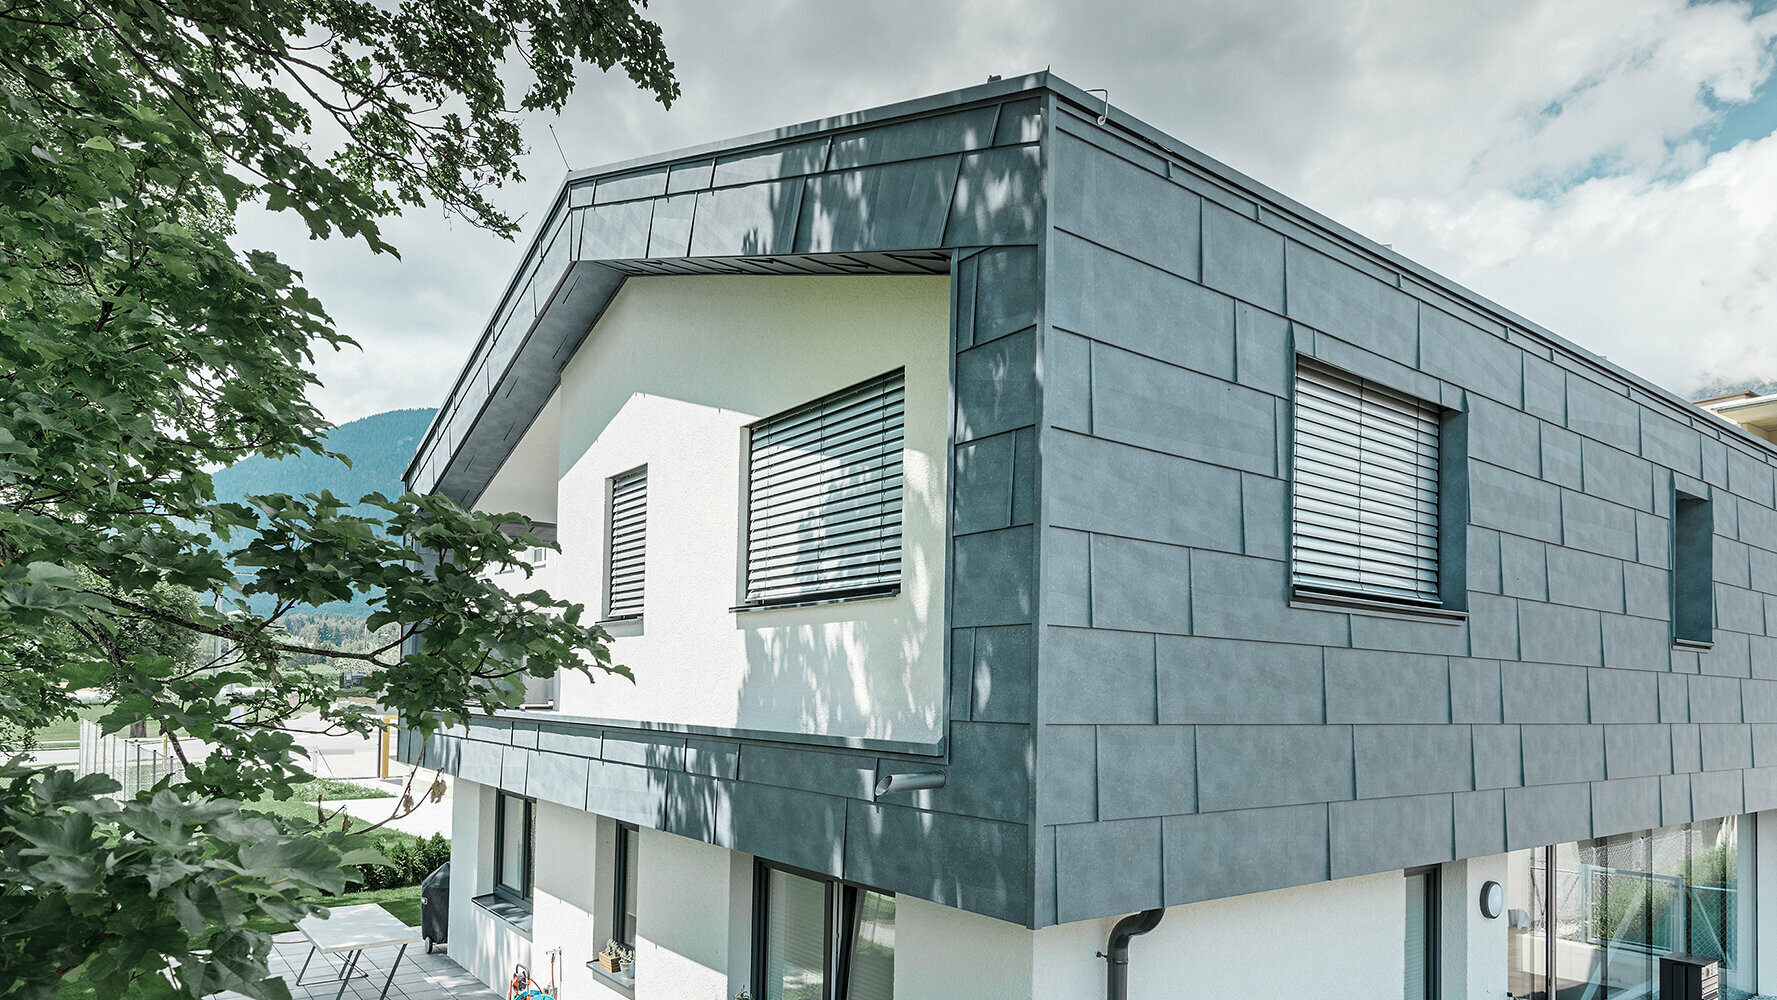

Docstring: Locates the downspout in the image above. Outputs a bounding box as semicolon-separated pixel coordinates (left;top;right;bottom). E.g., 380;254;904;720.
1102;908;1164;1000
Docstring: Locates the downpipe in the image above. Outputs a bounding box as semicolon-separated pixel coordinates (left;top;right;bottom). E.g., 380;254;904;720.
1101;908;1164;1000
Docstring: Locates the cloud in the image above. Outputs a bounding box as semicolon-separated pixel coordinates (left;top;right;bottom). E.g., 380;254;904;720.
234;0;1777;423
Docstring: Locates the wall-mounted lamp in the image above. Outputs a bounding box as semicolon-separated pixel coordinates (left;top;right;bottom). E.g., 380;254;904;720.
1479;880;1504;920
873;772;946;796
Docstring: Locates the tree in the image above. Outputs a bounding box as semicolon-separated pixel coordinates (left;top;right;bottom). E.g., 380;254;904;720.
0;2;676;996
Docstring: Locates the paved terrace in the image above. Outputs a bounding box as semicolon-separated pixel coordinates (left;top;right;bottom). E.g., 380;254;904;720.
214;935;501;1000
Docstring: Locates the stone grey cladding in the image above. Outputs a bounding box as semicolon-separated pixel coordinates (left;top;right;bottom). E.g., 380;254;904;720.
1032;93;1777;926
401;73;1777;932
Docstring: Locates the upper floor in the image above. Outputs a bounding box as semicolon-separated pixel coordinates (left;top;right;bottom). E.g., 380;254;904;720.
406;73;1777;929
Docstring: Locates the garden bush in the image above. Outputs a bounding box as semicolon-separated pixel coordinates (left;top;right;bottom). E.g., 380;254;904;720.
351;833;451;891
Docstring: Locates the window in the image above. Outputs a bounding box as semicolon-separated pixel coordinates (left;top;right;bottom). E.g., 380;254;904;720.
1404;868;1439;1000
754;863;894;1000
494;792;534;903
1291;358;1442;607
1673;490;1713;647
743;370;905;607
608;467;647;619
614;823;640;950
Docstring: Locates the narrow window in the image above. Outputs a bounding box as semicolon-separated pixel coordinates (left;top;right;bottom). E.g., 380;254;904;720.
1673;491;1713;647
1404;868;1439;1000
1292;358;1442;606
754;862;895;1000
493;792;534;902
614;823;640;951
607;467;647;619
743;370;904;607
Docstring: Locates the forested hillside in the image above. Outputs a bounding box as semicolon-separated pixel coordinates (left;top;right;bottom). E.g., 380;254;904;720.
212;407;435;616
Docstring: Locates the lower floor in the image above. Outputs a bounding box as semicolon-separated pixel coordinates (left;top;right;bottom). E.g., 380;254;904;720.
445;778;1777;999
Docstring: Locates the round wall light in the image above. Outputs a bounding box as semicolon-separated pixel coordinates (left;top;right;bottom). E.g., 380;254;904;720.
1479;880;1504;919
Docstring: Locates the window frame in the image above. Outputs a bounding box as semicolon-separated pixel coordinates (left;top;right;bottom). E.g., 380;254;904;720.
736;369;906;611
750;860;893;1000
492;792;535;905
605;465;648;622
1672;489;1714;649
1288;356;1466;619
613;822;640;951
1403;865;1440;1000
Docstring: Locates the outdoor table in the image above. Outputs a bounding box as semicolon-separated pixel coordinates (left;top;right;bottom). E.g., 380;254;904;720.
292;903;424;1000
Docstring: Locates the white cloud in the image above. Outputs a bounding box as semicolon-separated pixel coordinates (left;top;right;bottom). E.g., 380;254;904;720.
240;0;1777;422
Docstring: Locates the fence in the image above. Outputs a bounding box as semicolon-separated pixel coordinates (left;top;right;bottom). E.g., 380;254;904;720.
76;719;187;798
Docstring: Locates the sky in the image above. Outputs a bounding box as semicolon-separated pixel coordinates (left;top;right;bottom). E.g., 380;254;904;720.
243;0;1777;425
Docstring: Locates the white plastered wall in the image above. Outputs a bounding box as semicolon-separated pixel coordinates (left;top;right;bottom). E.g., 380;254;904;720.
1031;871;1408;1000
448;779;531;991
539;274;951;745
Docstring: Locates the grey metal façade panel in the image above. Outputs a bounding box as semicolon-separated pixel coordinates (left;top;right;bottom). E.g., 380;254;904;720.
1323;650;1450;725
1048;231;1236;379
1520;725;1606;786
1089;340;1275;474
1200;201;1284;314
1045;432;1244;552
1195;726;1355;812
1162;804;1330;905
687;177;804;257
1603;725;1673;779
1156;636;1325;725
970;625;1035;723
1353;726;1473;799
1054;817;1162;922
1329;793;1455;879
1590;776;1662;839
1088;536;1191;635
1450;657;1504;723
846;802;1029;924
942;146;1045;247
952;433;1016;535
1095;726;1194;820
1050;131;1199;281
826;105;1000;171
796;156;961;254
527;750;591;810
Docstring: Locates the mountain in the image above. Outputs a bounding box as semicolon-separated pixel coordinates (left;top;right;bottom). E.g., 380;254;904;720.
211;407;435;616
1690;377;1777;402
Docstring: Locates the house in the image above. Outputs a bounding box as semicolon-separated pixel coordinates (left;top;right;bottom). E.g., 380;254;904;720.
398;73;1777;999
1699;389;1777;444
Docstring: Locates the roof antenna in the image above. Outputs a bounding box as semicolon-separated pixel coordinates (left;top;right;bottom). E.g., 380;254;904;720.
547;124;571;171
1084;88;1111;124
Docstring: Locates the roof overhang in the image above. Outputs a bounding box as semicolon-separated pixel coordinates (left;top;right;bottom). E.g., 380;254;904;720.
406;73;1052;504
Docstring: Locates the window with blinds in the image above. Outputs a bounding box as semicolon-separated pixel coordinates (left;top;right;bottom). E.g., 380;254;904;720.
744;370;905;606
1291;359;1442;605
607;467;646;619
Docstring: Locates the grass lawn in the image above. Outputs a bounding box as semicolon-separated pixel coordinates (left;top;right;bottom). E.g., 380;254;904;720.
22;705;106;746
56;886;423;1000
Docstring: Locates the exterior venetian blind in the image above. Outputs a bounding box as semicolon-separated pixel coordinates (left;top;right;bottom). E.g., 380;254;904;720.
1291;359;1441;604
607;468;646;618
745;370;904;605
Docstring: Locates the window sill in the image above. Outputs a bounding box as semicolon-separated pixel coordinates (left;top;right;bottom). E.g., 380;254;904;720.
1673;638;1715;652
1289;589;1467;624
731;586;900;614
587;962;636;995
471;893;533;936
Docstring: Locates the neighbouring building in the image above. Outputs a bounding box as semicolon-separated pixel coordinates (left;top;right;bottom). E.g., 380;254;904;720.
1700;390;1777;444
399;73;1777;999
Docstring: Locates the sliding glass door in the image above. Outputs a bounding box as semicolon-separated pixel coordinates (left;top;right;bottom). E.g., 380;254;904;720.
1505;817;1755;999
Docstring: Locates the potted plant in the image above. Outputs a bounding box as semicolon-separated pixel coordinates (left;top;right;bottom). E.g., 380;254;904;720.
598;939;631;974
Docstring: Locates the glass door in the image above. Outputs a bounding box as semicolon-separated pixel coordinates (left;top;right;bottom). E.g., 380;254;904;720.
1507;848;1549;1000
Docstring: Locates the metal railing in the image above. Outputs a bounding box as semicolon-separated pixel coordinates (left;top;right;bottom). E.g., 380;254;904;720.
76;718;187;798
